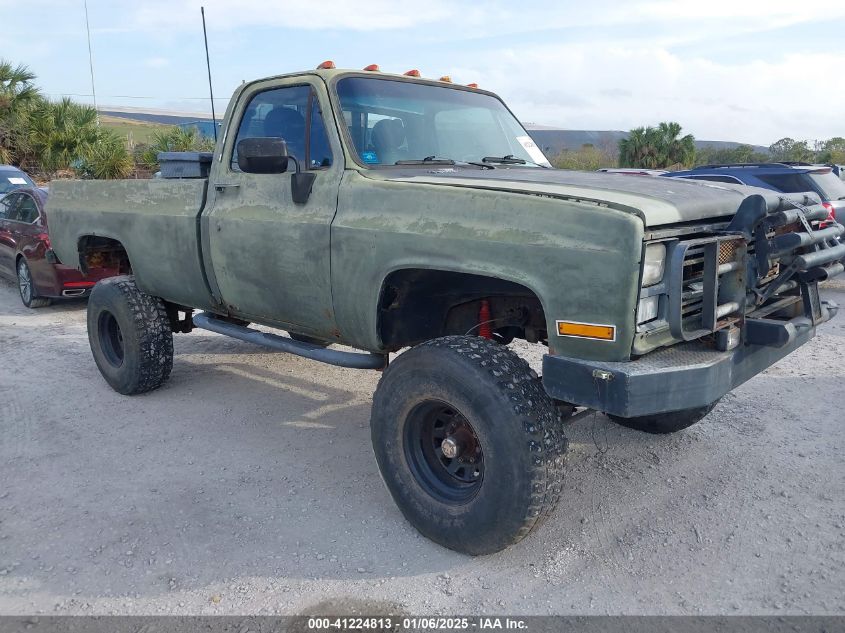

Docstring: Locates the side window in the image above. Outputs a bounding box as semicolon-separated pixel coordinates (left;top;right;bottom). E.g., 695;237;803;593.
687;175;742;184
308;96;333;168
231;85;332;171
0;193;21;220
16;195;39;223
757;173;820;194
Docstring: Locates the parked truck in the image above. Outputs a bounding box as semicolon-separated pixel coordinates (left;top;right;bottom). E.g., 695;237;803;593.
47;63;843;555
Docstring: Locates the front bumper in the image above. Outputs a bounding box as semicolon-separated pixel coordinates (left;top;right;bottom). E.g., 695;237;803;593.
542;300;838;418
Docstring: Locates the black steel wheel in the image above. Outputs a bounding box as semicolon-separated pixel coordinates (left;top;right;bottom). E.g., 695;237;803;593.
371;335;567;555
404;401;484;504
97;310;125;367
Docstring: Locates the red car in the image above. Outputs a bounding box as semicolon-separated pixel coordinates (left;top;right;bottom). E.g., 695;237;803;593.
0;187;118;307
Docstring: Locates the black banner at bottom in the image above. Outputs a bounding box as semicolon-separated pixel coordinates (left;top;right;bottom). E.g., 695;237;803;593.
0;616;841;633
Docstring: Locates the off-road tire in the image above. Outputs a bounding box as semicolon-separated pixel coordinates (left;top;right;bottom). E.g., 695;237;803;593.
370;335;567;555
289;332;331;348
17;258;50;308
608;401;718;434
87;275;173;395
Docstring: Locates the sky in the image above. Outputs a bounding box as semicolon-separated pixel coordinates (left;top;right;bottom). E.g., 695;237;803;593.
2;0;844;146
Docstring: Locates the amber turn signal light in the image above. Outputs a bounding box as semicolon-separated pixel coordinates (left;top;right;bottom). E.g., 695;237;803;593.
556;321;616;341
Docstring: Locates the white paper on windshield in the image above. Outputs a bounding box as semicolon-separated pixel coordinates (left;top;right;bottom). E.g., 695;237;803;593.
515;136;551;166
7;177;27;185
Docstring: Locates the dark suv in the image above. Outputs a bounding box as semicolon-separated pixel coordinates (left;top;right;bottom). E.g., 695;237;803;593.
664;163;845;223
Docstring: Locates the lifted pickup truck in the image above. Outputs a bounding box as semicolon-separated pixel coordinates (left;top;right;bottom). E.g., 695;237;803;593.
48;63;843;555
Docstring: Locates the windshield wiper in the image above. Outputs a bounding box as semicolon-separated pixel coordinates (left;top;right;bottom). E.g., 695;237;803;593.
394;156;495;170
482;155;549;168
395;156;455;165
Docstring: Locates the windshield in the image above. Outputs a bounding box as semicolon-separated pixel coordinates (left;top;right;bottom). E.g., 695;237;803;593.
809;172;845;200
335;77;550;167
0;169;34;194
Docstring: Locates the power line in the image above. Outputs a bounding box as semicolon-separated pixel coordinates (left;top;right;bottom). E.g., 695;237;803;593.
45;93;228;100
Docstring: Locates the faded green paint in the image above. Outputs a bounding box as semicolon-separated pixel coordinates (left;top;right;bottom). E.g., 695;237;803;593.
47;68;761;362
332;170;643;360
48;178;215;310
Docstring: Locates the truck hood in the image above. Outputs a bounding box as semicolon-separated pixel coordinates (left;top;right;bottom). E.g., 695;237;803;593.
377;168;771;227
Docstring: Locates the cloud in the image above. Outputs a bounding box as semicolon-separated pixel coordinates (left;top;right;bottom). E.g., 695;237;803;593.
130;0;455;31
143;57;170;68
5;0;843;143
452;43;844;144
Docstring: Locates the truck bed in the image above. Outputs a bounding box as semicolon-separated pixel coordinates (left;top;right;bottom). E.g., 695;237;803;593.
47;178;216;310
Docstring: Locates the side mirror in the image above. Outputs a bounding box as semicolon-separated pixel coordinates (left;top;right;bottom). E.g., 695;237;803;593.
236;136;316;204
237;137;290;174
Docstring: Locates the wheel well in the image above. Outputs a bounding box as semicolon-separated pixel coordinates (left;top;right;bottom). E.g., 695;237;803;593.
77;236;131;274
377;269;547;350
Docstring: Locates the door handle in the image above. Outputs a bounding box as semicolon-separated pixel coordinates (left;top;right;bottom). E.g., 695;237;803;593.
215;183;241;192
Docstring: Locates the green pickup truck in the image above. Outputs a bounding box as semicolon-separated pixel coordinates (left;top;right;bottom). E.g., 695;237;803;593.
47;64;843;555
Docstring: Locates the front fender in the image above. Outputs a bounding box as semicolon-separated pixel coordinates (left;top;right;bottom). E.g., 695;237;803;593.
331;171;644;361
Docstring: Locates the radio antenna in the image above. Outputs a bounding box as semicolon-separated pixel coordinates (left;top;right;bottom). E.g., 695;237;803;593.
201;6;218;142
83;0;99;126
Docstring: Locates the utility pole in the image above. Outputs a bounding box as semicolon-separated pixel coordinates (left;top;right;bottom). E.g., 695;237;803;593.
84;0;99;125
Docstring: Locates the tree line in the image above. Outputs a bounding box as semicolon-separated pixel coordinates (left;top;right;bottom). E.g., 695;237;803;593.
0;59;211;180
551;123;845;171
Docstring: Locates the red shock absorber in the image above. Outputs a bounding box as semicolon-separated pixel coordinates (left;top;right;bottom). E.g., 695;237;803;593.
478;299;493;339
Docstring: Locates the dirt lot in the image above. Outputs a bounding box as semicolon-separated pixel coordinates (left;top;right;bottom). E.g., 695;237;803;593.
0;278;843;616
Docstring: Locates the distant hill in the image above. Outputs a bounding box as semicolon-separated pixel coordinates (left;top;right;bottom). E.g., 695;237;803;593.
524;125;770;156
98;108;771;154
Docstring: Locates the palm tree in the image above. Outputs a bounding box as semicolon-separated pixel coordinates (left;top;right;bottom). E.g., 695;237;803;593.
656;122;695;168
138;126;214;170
619;127;662;169
79;130;134;179
26;98;99;176
619;122;695;169
0;60;40;164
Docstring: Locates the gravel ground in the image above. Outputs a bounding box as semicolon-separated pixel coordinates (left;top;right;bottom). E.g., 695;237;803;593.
0;277;843;616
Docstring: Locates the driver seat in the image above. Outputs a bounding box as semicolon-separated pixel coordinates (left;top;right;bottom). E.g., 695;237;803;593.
371;118;408;165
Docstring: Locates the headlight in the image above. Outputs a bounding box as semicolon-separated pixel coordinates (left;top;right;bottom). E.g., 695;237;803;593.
637;295;659;325
641;243;666;287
